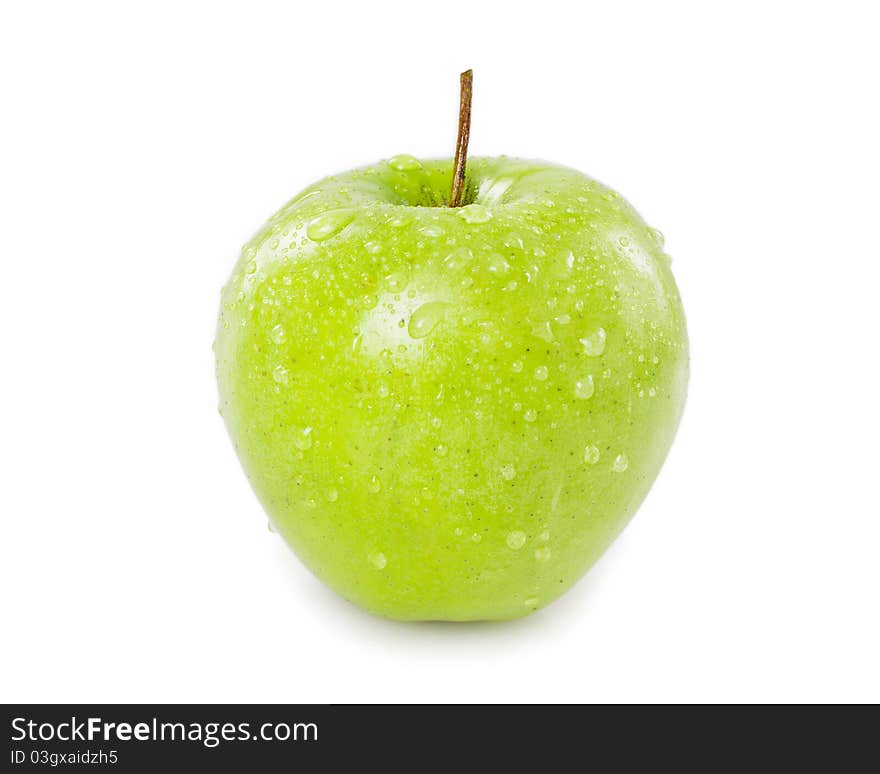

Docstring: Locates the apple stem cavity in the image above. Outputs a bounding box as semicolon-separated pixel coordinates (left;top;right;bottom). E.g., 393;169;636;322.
449;69;473;207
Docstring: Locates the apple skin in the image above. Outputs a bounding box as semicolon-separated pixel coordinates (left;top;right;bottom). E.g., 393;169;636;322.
215;156;688;621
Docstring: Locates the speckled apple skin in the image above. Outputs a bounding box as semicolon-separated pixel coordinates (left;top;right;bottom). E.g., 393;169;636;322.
215;157;688;621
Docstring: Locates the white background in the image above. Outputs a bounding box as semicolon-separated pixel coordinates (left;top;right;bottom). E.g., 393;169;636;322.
2;1;878;703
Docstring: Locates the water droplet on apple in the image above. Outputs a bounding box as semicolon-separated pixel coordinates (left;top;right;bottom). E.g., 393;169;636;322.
512;360;524;373
539;530;550;542
325;488;339;503
471;532;482;543
456;204;492;224
524;409;537;423
612;453;629;473
435;443;448;457
408;301;450;339
368;475;382;493
534;366;549;381
388;154;421;171
574;375;594;400
532;320;555;342
486;253;510;274
454;527;463;536
270;324;286;345
524;597;539;608
579;327;606;356
267;521;275;533
618;236;630;247
272;364;289;384
534;546;552;562
306;209;355;241
377;383;389;398
584;444;600;465
419;223;444;238
384;271;408;292
500;465;517;481
443;247;472;270
506;530;526;550
368;551;387;570
294;427;313;451
649;227;665;247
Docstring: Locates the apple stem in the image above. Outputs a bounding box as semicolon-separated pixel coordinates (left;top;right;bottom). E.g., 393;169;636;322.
449;69;473;207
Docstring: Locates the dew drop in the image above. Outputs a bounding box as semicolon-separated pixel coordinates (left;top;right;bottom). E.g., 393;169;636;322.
272;364;289;384
539;530;550;542
388;153;421;171
612;453;629;473
512;360;524;373
649;227;665;247
486;253;510;274
306;209;355;241
534;546;552;562
524;409;537;423
325;488;339;503
456;204;492;224
524;597;539;607
377;384;390;398
534;366;549;381
574;375;595;400
579;327;606;357
500;464;517;481
245;260;257;275
584;444;600;465
368;475;382;493
384;272;408;292
506;530;527;550
270;324;287;345
435;443;448;457
471;532;482;543
267;520;275;533
368;551;387;570
408;301;450;339
532;320;555;342
443;247;472;270
294;426;313;451
618;235;630;247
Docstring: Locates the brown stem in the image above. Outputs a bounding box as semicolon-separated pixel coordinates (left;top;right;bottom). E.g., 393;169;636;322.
449;69;473;207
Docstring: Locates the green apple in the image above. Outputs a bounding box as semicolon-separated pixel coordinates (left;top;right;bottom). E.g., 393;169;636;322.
215;155;688;621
